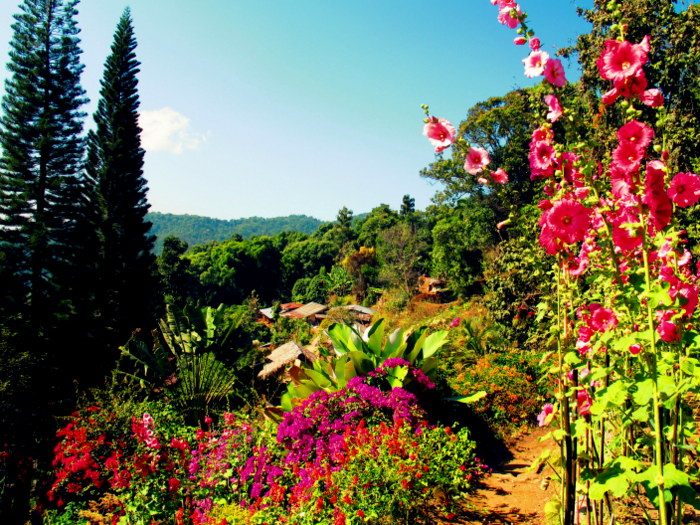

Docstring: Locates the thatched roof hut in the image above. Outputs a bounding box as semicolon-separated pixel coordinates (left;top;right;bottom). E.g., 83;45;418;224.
258;341;318;379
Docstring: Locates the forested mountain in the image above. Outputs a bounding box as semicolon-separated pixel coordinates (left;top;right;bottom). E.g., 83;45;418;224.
148;212;324;250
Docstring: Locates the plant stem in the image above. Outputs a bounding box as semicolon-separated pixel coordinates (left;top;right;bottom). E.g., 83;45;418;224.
642;245;669;525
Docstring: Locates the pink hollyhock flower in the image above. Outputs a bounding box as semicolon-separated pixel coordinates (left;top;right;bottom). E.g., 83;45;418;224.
538;223;560;255
596;37;649;83
492;168;509;184
529;37;541;51
644;161;673;231
677;282;699;317
464;146;490;174
523;50;549;77
546;199;591;244
617;120;654;149
629;343;642;355
668;172;700;207
589;304;618;333
423;117;457;153
544;94;562;122
531;125;553;144
537;403;554;427
498;4;521;28
611;141;644;173
576;389;592;417
529;141;556;177
615;71;648;98
641;88;664;107
611;207;643;252
602;87;620;105
514;36;526;45
544;58;567;87
657;319;681;342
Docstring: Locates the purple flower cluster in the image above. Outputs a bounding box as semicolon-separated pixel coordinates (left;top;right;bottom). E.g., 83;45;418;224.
277;376;426;468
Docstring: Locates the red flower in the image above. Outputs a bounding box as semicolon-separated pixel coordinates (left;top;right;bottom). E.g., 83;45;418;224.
545;199;591;245
668;172;700;208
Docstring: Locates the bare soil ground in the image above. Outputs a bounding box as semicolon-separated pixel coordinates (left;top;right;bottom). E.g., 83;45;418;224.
445;427;556;525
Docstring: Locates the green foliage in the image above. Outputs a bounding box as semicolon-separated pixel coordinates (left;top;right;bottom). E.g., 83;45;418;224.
377;223;429;298
421;88;538;211
149;212;323;252
430;199;498;296
281;318;447;409
355;203;400;247
118;303;259;423
482;214;550;349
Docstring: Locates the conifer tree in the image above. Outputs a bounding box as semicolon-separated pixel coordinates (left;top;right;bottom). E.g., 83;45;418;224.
0;0;88;518
0;0;87;337
83;8;159;366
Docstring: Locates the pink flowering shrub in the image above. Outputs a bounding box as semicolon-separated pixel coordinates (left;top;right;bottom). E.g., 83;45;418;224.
47;375;485;524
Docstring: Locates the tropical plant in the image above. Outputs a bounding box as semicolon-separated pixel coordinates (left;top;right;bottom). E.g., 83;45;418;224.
118;303;257;423
280;318;447;410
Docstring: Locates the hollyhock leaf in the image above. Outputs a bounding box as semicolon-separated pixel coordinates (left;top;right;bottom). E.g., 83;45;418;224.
632;378;655;407
590;461;632;500
679;357;699;377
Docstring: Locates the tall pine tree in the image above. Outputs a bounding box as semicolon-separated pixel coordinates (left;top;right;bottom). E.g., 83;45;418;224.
0;0;88;518
0;0;87;337
83;8;159;370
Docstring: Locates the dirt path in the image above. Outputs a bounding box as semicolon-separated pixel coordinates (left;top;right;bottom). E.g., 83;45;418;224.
439;427;557;525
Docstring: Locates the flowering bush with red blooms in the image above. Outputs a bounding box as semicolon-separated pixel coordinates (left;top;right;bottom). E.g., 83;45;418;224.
46;377;485;525
427;2;700;523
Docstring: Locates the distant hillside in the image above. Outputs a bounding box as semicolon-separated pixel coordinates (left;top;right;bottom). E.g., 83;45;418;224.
148;212;325;251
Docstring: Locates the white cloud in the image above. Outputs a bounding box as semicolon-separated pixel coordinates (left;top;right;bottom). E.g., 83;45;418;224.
139;107;208;154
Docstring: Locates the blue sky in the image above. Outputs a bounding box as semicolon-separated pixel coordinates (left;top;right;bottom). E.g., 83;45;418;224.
0;0;593;222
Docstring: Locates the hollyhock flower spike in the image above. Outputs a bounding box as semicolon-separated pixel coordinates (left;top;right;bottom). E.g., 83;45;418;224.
498;4;522;29
668;172;700;208
464;146;490;174
523;50;549;77
544;94;562;123
423;116;456;153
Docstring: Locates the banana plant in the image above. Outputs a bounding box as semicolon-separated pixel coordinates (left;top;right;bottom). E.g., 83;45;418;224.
280;318;448;410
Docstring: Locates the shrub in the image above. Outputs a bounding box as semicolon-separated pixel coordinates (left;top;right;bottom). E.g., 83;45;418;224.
447;352;547;437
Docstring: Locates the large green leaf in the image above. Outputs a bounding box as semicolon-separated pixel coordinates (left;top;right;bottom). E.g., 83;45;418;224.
366;318;385;354
421;330;448;359
327;323;356;354
382;328;406;359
